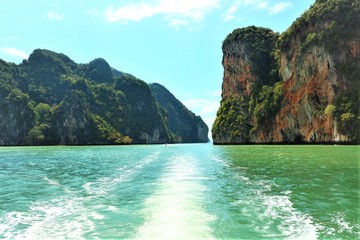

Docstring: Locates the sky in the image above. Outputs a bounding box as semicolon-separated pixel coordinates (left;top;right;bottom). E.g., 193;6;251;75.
0;0;315;135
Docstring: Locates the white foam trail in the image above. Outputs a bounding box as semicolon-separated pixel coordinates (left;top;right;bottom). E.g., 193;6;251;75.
43;176;61;186
332;212;358;234
231;174;320;239
263;195;319;239
135;154;215;240
83;151;160;196
0;197;95;240
0;151;161;239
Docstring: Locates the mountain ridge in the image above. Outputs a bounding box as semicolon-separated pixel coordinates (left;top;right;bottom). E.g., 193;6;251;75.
0;49;209;145
149;83;209;143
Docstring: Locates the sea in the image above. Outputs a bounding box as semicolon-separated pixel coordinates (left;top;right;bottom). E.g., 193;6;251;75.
0;144;358;239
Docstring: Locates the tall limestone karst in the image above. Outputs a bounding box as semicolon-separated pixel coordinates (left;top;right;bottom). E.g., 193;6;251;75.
0;49;208;145
212;26;280;143
212;0;359;144
149;83;209;143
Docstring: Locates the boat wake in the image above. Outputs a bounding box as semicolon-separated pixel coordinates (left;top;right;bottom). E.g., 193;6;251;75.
135;154;215;240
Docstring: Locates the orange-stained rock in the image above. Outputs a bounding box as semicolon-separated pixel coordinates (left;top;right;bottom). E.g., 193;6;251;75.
213;0;359;144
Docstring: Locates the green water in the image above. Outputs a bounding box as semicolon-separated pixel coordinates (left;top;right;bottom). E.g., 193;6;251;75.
0;144;358;239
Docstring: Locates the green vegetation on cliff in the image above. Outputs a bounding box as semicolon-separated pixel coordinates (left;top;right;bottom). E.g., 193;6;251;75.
334;89;360;142
213;26;283;142
0;49;208;145
114;75;171;143
212;96;250;143
254;82;284;124
278;0;359;54
213;0;359;144
149;83;209;143
223;26;280;93
277;0;359;143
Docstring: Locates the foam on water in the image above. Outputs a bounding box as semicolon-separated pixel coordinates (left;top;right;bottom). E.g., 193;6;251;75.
331;212;359;235
0;196;95;239
262;194;319;239
135;154;215;240
0;145;358;239
83;151;160;196
209;153;320;239
43;176;61;186
0;150;161;239
246;178;320;239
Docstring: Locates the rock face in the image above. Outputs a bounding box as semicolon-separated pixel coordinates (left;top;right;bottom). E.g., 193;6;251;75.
115;77;170;144
0;89;35;145
212;26;281;143
149;83;209;143
0;49;208;145
50;90;128;145
213;0;359;144
221;27;279;99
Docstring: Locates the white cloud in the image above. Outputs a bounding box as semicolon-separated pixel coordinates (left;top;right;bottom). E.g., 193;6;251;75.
222;0;291;21
105;2;155;23
203;115;216;131
105;0;220;28
182;98;220;135
258;1;268;9
183;98;219;115
87;8;100;16
183;98;208;109
167;18;189;28
223;4;239;22
268;2;292;15
2;47;29;59
0;36;20;45
208;90;222;97
201;101;220;115
48;11;63;21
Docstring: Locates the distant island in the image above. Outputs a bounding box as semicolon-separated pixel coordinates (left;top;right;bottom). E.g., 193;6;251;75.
0;49;209;145
212;0;359;144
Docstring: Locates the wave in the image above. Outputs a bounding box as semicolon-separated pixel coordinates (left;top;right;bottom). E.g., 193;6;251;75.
135;154;216;240
0;196;95;239
83;151;160;196
0;150;162;239
43;176;61;186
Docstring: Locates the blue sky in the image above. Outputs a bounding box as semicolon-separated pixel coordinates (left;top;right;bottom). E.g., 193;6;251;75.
0;0;314;132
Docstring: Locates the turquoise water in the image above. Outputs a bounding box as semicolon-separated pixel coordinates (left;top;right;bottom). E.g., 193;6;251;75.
0;144;358;239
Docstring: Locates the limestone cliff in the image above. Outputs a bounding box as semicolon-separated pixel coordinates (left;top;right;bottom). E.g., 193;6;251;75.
50;90;129;145
212;26;280;143
273;0;360;143
114;76;170;144
0;89;35;145
221;27;279;98
149;83;209;143
213;0;359;144
0;60;35;145
0;49;207;145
